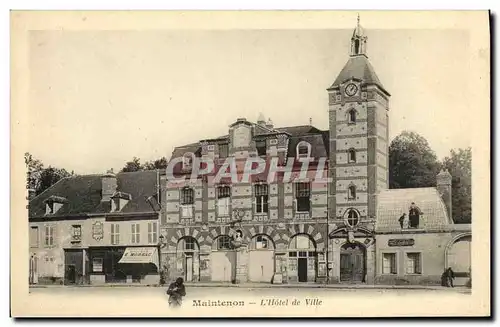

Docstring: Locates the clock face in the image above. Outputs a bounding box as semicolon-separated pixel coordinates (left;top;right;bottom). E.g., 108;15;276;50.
345;83;358;97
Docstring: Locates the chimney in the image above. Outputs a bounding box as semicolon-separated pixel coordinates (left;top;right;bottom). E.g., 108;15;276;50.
437;169;452;221
102;168;117;202
265;118;274;130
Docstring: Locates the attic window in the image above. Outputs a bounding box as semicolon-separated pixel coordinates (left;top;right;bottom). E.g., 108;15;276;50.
111;192;131;212
297;141;311;159
256;140;267;156
182;153;194;170
44;196;66;215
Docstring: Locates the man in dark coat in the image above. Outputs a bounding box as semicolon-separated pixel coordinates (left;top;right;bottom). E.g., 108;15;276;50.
167;277;186;307
398;213;406;229
444;267;455;287
408;202;423;228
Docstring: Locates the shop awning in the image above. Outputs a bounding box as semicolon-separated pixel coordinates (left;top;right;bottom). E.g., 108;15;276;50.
118;247;159;267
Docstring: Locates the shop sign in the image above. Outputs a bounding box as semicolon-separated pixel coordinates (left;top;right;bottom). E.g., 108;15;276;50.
388;239;415;247
92;221;104;241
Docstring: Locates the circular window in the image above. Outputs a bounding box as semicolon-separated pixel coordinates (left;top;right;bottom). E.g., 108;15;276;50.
344;209;360;227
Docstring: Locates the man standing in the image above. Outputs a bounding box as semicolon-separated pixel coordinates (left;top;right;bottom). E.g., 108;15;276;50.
408;202;423;228
445;267;455;288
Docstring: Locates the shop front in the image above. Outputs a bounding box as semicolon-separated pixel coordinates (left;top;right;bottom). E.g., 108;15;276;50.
88;246;160;285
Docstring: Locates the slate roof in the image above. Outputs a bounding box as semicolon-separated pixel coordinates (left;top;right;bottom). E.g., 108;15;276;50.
170;122;329;166
375;188;453;232
329;55;389;95
29;170;160;218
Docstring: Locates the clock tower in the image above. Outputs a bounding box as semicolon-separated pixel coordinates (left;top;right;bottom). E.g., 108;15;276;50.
327;17;390;231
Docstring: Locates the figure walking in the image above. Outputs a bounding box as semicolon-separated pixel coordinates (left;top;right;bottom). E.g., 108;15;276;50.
398;213;406;229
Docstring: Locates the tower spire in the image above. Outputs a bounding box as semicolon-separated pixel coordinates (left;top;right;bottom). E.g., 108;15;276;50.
351;14;367;57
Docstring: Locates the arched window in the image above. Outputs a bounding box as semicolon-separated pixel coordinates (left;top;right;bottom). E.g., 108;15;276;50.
354;39;360;54
348;185;356;200
345;209;359;227
348;109;357;124
348;148;356;163
296;141;311;159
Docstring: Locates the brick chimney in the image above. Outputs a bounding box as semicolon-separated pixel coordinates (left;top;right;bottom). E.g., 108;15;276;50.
437;169;452;220
101;168;117;202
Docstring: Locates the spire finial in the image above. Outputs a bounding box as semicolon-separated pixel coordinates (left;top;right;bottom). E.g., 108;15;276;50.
357;13;360;27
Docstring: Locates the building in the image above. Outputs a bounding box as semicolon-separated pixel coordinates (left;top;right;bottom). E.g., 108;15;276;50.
161;19;471;285
28;170;162;285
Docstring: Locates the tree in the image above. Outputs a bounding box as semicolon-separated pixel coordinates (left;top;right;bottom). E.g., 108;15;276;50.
389;131;440;189
121;157;143;172
24;152;72;196
441;148;472;224
37;166;71;195
143;157;168;170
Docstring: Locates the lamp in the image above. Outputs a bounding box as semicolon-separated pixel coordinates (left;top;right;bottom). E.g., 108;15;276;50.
157;234;166;285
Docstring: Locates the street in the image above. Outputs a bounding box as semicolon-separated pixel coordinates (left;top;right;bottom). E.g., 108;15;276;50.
23;286;471;317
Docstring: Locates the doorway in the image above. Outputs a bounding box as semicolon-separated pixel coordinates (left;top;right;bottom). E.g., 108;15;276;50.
65;265;76;284
185;255;193;282
298;258;308;282
340;243;366;283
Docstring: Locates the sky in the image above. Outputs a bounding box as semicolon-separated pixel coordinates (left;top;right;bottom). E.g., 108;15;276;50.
28;28;471;174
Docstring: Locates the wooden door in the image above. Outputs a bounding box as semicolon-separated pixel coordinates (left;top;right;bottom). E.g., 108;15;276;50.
186;256;193;282
340;243;366;283
298;258;308;282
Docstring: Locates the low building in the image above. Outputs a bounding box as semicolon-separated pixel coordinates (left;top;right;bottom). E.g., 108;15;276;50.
28;170;162;285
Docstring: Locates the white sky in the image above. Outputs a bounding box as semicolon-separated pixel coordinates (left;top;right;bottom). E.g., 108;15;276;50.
28;28;471;174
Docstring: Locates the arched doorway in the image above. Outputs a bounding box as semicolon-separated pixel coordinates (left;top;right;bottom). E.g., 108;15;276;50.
340;243;366;283
177;236;200;282
445;234;471;286
210;235;236;282
248;234;275;282
288;234;317;283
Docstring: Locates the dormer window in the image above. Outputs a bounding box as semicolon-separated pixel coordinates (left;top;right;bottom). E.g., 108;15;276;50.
256;140;267;156
348;109;357;124
348;148;357;163
111;192;131;212
182;152;194;170
297;141;312;159
44;196;66;215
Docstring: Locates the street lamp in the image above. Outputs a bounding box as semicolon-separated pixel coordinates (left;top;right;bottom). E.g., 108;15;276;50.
158;234;165;285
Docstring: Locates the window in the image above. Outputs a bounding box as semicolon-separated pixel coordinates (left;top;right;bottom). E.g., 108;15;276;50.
297;142;310;158
216;186;231;217
185;237;195;251
131;223;140;244
182;153;194;170
255;235;268;249
348;185;356;200
348;149;356;163
44;225;55;247
295;182;311;212
112;198;121;212
148;222;157;244
30;226;39;247
219;143;229;158
382;253;397;274
45;203;54;215
254;184;269;214
72;225;82;241
345;209;359;227
111;223;120;245
181;187;194;205
348;109;356;124
406;252;422;274
256;140;267;156
217;236;232;250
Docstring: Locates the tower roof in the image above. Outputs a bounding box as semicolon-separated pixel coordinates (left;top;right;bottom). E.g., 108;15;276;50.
329;55;389;95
